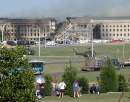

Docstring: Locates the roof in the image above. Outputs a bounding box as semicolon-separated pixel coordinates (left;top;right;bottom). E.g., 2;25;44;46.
0;17;56;24
29;60;46;64
67;16;130;24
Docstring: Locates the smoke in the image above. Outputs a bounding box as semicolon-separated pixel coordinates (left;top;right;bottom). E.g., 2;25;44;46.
3;0;130;18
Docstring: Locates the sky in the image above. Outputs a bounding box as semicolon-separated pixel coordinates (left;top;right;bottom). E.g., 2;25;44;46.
0;0;130;18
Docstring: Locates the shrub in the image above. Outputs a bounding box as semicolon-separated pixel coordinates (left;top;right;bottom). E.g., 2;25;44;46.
44;74;52;96
0;47;36;102
78;77;89;94
62;62;78;96
100;59;118;93
118;74;128;92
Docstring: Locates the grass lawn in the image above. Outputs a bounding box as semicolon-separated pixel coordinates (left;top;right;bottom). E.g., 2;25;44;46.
30;44;130;102
29;43;130;82
45;62;130;82
39;93;129;102
32;43;130;59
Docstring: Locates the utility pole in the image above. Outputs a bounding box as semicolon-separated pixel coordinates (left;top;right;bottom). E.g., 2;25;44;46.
38;26;41;57
123;43;125;60
44;29;46;48
90;19;94;58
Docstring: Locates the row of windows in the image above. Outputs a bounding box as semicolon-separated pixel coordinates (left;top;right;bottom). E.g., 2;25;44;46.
102;24;130;28
77;25;87;28
10;33;47;37
102;33;130;37
102;29;130;32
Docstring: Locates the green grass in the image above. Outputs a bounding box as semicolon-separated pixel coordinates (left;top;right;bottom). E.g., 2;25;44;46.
39;93;129;102
45;62;130;82
31;44;130;102
33;43;130;59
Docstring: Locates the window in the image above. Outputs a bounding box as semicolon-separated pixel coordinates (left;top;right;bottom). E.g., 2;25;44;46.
120;25;122;27
124;34;126;36
113;29;115;31
124;25;126;27
120;34;122;36
117;34;119;36
124;29;126;31
84;25;87;28
120;29;122;31
117;29;119;31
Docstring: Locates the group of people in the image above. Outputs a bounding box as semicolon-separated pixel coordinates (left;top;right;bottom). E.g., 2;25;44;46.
36;79;100;99
51;80;82;98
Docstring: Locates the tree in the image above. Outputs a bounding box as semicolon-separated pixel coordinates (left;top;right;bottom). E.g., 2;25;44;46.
118;74;128;92
62;61;78;96
78;77;89;94
44;74;52;96
100;59;118;93
0;46;36;102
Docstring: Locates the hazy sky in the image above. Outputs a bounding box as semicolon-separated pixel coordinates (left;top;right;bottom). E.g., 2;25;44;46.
0;0;130;18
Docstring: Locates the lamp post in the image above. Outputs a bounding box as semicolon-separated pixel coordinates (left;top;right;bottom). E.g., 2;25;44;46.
38;26;41;57
90;19;94;58
123;43;125;60
44;27;47;48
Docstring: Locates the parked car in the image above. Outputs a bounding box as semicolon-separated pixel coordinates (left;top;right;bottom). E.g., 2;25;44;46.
45;41;57;46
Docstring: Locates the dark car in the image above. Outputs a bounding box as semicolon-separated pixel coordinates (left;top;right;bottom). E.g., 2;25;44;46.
6;40;16;46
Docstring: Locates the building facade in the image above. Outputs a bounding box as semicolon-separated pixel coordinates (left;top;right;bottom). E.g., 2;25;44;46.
98;20;130;41
0;18;56;41
58;17;130;42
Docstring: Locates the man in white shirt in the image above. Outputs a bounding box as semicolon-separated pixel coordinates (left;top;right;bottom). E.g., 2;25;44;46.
58;81;66;98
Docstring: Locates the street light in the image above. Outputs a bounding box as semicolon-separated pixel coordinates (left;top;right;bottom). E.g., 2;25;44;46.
123;43;125;60
44;28;47;48
90;19;94;58
38;25;41;57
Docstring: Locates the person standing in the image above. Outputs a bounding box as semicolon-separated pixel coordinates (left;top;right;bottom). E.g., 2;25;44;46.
73;80;80;98
58;81;66;98
51;81;56;96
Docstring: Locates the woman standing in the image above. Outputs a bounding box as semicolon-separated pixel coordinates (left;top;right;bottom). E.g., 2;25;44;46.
73;80;80;98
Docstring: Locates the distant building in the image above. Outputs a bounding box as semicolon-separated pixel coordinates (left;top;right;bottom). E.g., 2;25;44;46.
0;18;56;41
55;17;130;43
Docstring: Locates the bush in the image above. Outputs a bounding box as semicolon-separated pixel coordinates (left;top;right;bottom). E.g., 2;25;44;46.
118;74;128;92
78;77;89;94
44;74;52;96
62;62;78;96
100;59;118;93
0;47;36;102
